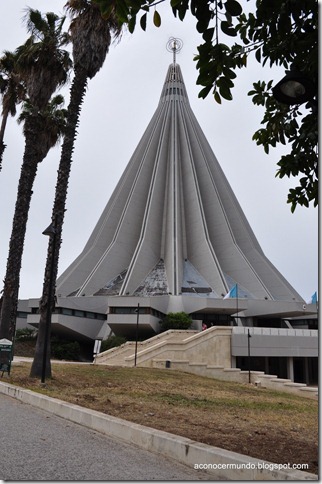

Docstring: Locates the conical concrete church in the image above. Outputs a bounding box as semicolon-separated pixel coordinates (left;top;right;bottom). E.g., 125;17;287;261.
26;52;316;374
58;63;303;304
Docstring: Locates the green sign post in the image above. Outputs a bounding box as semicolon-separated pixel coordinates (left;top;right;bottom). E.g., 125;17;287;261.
0;338;13;376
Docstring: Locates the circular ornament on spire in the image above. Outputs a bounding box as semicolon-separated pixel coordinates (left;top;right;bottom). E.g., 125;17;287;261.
166;37;183;56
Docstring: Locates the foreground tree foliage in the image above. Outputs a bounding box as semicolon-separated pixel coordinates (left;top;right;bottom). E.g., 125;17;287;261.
94;0;318;211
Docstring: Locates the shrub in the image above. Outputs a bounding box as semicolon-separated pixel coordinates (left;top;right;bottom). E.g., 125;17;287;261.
160;312;192;331
15;328;37;341
101;335;127;352
51;339;81;361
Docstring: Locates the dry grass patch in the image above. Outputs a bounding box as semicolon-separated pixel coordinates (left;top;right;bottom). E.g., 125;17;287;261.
6;362;318;475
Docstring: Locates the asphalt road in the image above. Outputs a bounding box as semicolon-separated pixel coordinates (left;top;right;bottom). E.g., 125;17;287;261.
0;394;210;481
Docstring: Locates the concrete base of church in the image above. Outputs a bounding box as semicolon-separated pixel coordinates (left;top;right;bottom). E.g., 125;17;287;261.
20;294;318;385
94;326;318;391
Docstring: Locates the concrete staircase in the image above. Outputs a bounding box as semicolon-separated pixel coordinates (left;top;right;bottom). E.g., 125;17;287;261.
94;327;318;400
94;329;199;366
152;360;318;400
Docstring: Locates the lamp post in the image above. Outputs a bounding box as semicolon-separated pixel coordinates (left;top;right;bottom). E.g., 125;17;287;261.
272;69;316;106
247;328;252;384
41;220;57;384
134;303;140;367
236;284;238;326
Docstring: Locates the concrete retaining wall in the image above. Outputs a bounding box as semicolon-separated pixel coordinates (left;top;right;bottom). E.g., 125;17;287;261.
0;382;317;481
97;326;232;368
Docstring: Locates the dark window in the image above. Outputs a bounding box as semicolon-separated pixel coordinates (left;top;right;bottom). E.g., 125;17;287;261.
16;311;28;319
86;312;95;319
62;308;73;316
74;310;85;318
96;313;106;321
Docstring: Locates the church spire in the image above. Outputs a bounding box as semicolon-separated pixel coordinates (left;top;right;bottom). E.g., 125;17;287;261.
160;39;187;103
166;37;183;65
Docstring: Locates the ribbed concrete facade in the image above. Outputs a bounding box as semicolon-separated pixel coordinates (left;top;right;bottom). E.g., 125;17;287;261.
56;64;303;310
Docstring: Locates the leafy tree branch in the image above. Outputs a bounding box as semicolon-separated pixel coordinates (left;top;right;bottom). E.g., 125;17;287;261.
93;0;318;210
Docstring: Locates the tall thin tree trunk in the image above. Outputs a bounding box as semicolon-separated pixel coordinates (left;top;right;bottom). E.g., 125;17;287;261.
30;68;88;378
0;115;42;340
0;109;9;170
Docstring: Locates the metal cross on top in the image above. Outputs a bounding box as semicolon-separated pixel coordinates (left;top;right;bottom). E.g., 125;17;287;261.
166;37;183;65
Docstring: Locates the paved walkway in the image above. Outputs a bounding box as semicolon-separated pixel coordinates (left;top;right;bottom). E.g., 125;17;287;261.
0;393;209;481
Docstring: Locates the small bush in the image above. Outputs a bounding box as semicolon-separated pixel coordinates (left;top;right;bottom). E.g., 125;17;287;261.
15;328;37;341
51;339;81;361
160;312;192;331
101;335;127;352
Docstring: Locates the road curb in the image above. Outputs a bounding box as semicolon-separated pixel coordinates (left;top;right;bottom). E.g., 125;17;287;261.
0;381;317;480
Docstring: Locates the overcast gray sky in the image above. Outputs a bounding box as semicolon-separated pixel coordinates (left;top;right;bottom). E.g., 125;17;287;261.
0;1;318;302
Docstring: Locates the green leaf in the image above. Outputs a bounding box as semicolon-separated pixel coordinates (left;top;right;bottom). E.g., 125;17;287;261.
214;91;222;104
202;27;214;42
221;21;237;36
225;11;232;25
225;0;242;17
140;12;147;31
218;82;233;100
198;85;212;98
115;0;130;23
128;15;136;33
197;68;213;86
153;10;161;27
176;1;189;21
223;67;237;79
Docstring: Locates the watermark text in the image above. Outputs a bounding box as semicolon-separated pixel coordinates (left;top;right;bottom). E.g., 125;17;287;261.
194;462;309;472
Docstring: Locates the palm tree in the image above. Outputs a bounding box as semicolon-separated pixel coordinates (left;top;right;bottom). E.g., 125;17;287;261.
0;9;71;341
16;9;70;110
17;95;68;162
0;51;26;170
30;0;121;378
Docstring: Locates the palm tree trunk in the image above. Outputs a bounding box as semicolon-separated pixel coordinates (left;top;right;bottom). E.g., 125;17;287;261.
0;115;42;340
30;67;88;378
0;109;9;171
